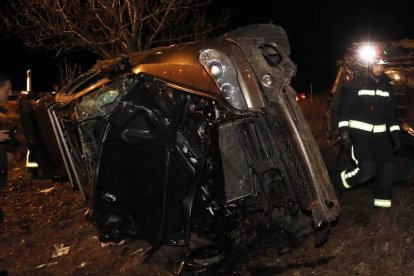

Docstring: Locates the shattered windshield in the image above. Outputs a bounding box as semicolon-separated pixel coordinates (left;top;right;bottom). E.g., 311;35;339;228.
75;74;137;173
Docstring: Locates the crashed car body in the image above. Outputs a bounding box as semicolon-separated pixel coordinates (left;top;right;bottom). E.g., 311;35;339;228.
327;40;414;158
19;24;338;252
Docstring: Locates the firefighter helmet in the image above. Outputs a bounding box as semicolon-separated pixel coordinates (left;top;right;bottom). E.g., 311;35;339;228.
372;48;389;65
356;44;389;65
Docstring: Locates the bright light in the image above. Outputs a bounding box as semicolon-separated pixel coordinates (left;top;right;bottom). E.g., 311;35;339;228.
210;63;223;77
358;45;377;63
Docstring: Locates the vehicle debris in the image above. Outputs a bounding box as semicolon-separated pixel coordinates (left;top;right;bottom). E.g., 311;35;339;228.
38;187;56;194
51;244;70;258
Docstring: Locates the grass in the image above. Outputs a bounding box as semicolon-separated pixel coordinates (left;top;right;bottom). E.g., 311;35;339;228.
297;91;414;275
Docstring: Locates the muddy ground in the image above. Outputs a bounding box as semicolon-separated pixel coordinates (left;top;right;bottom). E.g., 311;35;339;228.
1;94;414;275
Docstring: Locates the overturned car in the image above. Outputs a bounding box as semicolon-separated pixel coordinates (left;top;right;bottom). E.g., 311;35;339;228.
19;24;338;262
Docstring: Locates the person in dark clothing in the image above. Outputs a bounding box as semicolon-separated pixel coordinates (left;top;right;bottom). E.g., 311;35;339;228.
334;48;401;208
0;73;13;223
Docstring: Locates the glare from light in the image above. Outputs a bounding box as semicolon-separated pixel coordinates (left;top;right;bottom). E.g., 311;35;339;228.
358;45;377;63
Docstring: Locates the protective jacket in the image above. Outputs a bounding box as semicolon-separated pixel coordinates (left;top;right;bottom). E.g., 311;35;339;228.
337;72;400;208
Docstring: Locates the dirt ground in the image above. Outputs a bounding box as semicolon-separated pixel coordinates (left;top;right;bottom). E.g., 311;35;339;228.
1;94;414;275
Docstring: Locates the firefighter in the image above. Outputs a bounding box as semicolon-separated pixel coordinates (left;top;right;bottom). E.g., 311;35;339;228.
334;48;401;208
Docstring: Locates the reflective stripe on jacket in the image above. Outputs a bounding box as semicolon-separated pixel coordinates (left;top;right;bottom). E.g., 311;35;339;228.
337;74;400;135
374;198;391;208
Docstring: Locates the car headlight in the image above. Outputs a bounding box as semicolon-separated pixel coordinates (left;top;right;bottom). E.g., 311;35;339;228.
199;48;247;110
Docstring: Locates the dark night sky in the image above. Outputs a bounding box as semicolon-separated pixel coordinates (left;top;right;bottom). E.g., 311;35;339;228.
2;0;414;92
219;0;414;92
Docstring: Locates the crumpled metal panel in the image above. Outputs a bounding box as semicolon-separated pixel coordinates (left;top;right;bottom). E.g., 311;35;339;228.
221;24;339;225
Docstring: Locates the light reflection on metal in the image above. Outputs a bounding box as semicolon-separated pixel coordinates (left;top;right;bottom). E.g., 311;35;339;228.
261;73;273;87
26;69;32;92
48;106;86;200
21;69;32;95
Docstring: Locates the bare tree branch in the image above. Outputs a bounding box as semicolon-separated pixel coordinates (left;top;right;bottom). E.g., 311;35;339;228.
0;0;228;58
57;58;82;89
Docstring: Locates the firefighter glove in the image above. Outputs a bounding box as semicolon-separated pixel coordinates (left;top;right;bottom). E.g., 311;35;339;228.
391;132;401;153
340;131;352;148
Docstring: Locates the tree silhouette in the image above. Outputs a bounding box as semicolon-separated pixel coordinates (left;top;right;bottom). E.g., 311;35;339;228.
0;0;227;58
